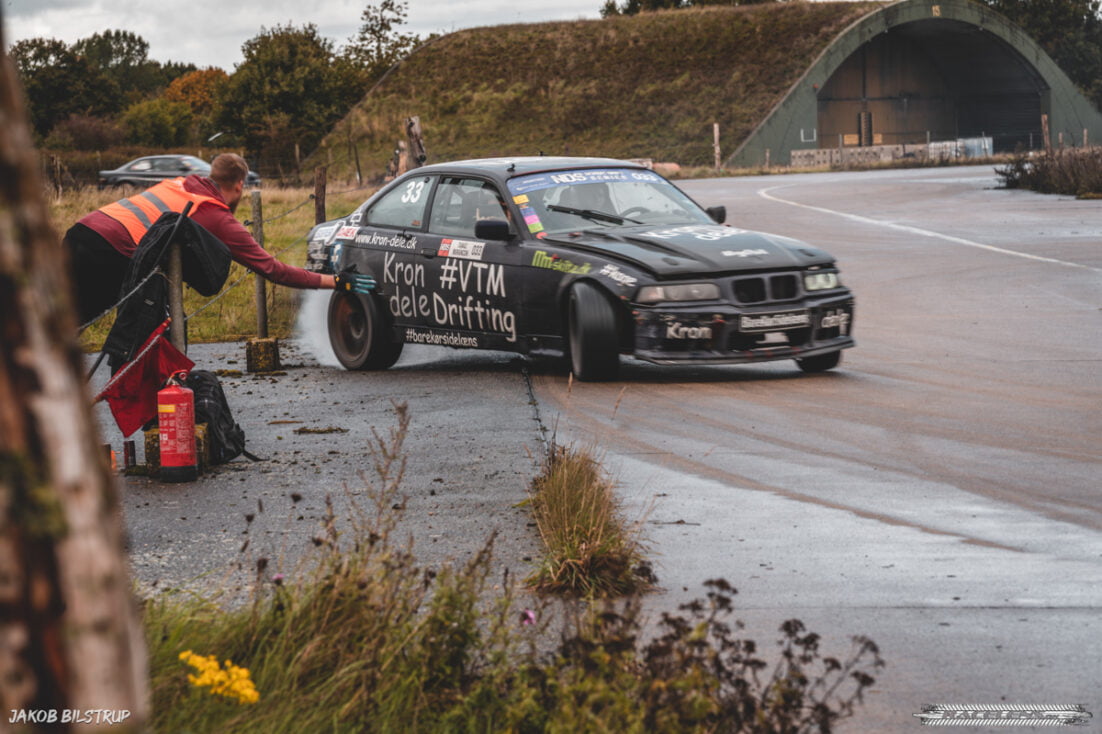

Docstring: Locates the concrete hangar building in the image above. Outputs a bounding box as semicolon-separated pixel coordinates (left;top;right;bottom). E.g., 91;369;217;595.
732;0;1102;167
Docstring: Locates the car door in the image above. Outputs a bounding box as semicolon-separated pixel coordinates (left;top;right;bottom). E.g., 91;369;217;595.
339;174;435;332
416;176;526;349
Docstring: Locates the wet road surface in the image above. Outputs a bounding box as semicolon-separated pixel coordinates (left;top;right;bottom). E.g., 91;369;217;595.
534;166;1102;731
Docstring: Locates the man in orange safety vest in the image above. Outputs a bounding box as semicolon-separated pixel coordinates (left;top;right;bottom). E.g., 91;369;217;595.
64;153;336;323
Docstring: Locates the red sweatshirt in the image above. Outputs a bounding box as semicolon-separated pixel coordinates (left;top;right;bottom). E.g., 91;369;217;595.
81;175;323;289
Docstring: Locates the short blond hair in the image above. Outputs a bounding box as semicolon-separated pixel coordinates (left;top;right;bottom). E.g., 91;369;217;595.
211;153;249;187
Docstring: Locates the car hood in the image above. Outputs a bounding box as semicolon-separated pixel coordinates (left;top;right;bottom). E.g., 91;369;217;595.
544;224;834;277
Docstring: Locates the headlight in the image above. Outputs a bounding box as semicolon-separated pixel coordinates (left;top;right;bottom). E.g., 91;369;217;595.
635;283;720;303
803;271;840;291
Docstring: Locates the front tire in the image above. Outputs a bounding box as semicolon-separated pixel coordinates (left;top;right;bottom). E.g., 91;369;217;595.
796;350;841;373
327;291;403;370
568;282;620;381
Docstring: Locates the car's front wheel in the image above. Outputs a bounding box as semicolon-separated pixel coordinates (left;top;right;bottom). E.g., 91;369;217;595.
568;281;620;381
796;351;842;373
327;291;403;370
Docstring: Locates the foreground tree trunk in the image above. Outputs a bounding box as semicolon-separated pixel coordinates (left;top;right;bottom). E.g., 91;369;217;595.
0;25;149;734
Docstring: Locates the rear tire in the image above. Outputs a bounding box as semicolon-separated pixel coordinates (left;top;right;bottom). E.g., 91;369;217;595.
796;351;841;373
568;282;620;381
327;291;403;370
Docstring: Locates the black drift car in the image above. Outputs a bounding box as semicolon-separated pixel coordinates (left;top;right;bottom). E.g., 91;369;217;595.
306;157;854;381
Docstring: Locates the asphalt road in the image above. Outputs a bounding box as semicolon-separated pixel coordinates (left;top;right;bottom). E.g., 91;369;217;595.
94;164;1100;731
533;165;1102;731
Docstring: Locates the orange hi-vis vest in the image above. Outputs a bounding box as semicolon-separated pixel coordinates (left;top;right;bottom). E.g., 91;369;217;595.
98;177;228;244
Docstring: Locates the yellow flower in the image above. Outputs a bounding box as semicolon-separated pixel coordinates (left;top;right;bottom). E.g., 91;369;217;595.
180;650;260;705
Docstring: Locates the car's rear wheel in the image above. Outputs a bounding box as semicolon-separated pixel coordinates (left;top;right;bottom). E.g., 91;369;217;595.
568;281;620;381
327;290;403;370
796;351;842;373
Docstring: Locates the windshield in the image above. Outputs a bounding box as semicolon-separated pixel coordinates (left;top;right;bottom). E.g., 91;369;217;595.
506;168;713;235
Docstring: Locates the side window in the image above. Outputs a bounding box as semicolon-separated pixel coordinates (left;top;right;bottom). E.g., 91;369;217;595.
428;178;508;238
129;160;152;172
366;175;435;229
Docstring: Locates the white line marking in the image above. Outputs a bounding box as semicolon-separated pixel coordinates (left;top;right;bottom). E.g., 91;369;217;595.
758;185;1102;273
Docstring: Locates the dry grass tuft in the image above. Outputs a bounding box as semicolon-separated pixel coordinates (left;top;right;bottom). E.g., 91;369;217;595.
526;441;653;598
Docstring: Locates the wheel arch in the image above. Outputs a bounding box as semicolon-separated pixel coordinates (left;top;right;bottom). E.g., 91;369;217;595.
557;276;634;354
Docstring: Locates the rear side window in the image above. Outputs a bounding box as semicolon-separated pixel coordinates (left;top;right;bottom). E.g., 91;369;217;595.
366;175;435;229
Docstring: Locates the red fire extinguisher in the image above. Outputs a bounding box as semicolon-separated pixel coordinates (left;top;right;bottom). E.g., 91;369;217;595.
158;371;197;482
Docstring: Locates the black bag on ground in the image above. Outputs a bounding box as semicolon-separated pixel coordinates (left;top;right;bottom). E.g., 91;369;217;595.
186;369;256;464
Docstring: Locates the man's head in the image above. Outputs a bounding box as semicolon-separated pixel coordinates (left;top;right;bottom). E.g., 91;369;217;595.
210;153;250;212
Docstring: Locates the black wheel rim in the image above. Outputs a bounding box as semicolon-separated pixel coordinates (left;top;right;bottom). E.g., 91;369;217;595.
334;294;370;362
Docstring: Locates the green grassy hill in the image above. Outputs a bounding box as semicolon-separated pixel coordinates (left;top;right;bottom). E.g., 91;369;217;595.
311;2;882;180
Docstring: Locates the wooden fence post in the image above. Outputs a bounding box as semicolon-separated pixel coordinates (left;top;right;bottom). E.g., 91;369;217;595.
251;190;268;339
713;122;721;170
166;240;186;353
315;166;327;225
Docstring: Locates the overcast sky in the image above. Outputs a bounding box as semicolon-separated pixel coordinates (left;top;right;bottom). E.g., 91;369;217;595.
2;0;601;70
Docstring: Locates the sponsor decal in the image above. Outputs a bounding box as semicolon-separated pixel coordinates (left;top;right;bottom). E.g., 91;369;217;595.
646;225;748;242
531;250;591;275
520;205;544;233
348;210;363;225
513;194;529;205
438;238;485;260
598;264;637;287
383;252;517;343
739;310;810;332
665;322;712;340
508;168;661;195
313;224;337;243
404;328;479;348
336;226;359;239
354;231;417;250
722;248;769;258
820;308;851;333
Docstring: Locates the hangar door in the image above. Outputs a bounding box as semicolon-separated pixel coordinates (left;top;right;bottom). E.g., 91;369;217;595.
817;18;1048;152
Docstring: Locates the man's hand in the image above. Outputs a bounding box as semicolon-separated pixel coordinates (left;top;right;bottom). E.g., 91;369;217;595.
334;266;376;295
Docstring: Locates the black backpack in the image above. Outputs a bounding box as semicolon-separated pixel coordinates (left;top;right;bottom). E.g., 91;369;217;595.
185;370;256;464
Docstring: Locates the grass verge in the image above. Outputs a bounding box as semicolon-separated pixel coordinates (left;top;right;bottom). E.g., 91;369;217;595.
143;404;883;732
995;148;1102;197
526;440;653;598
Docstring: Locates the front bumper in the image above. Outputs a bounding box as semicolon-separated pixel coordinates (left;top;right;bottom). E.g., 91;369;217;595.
632;294;855;365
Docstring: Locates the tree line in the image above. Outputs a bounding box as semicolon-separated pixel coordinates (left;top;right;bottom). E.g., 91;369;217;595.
14;0;1102;176
12;0;420;173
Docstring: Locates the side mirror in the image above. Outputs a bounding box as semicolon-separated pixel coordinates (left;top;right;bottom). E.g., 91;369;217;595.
474;218;512;241
706;206;727;224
